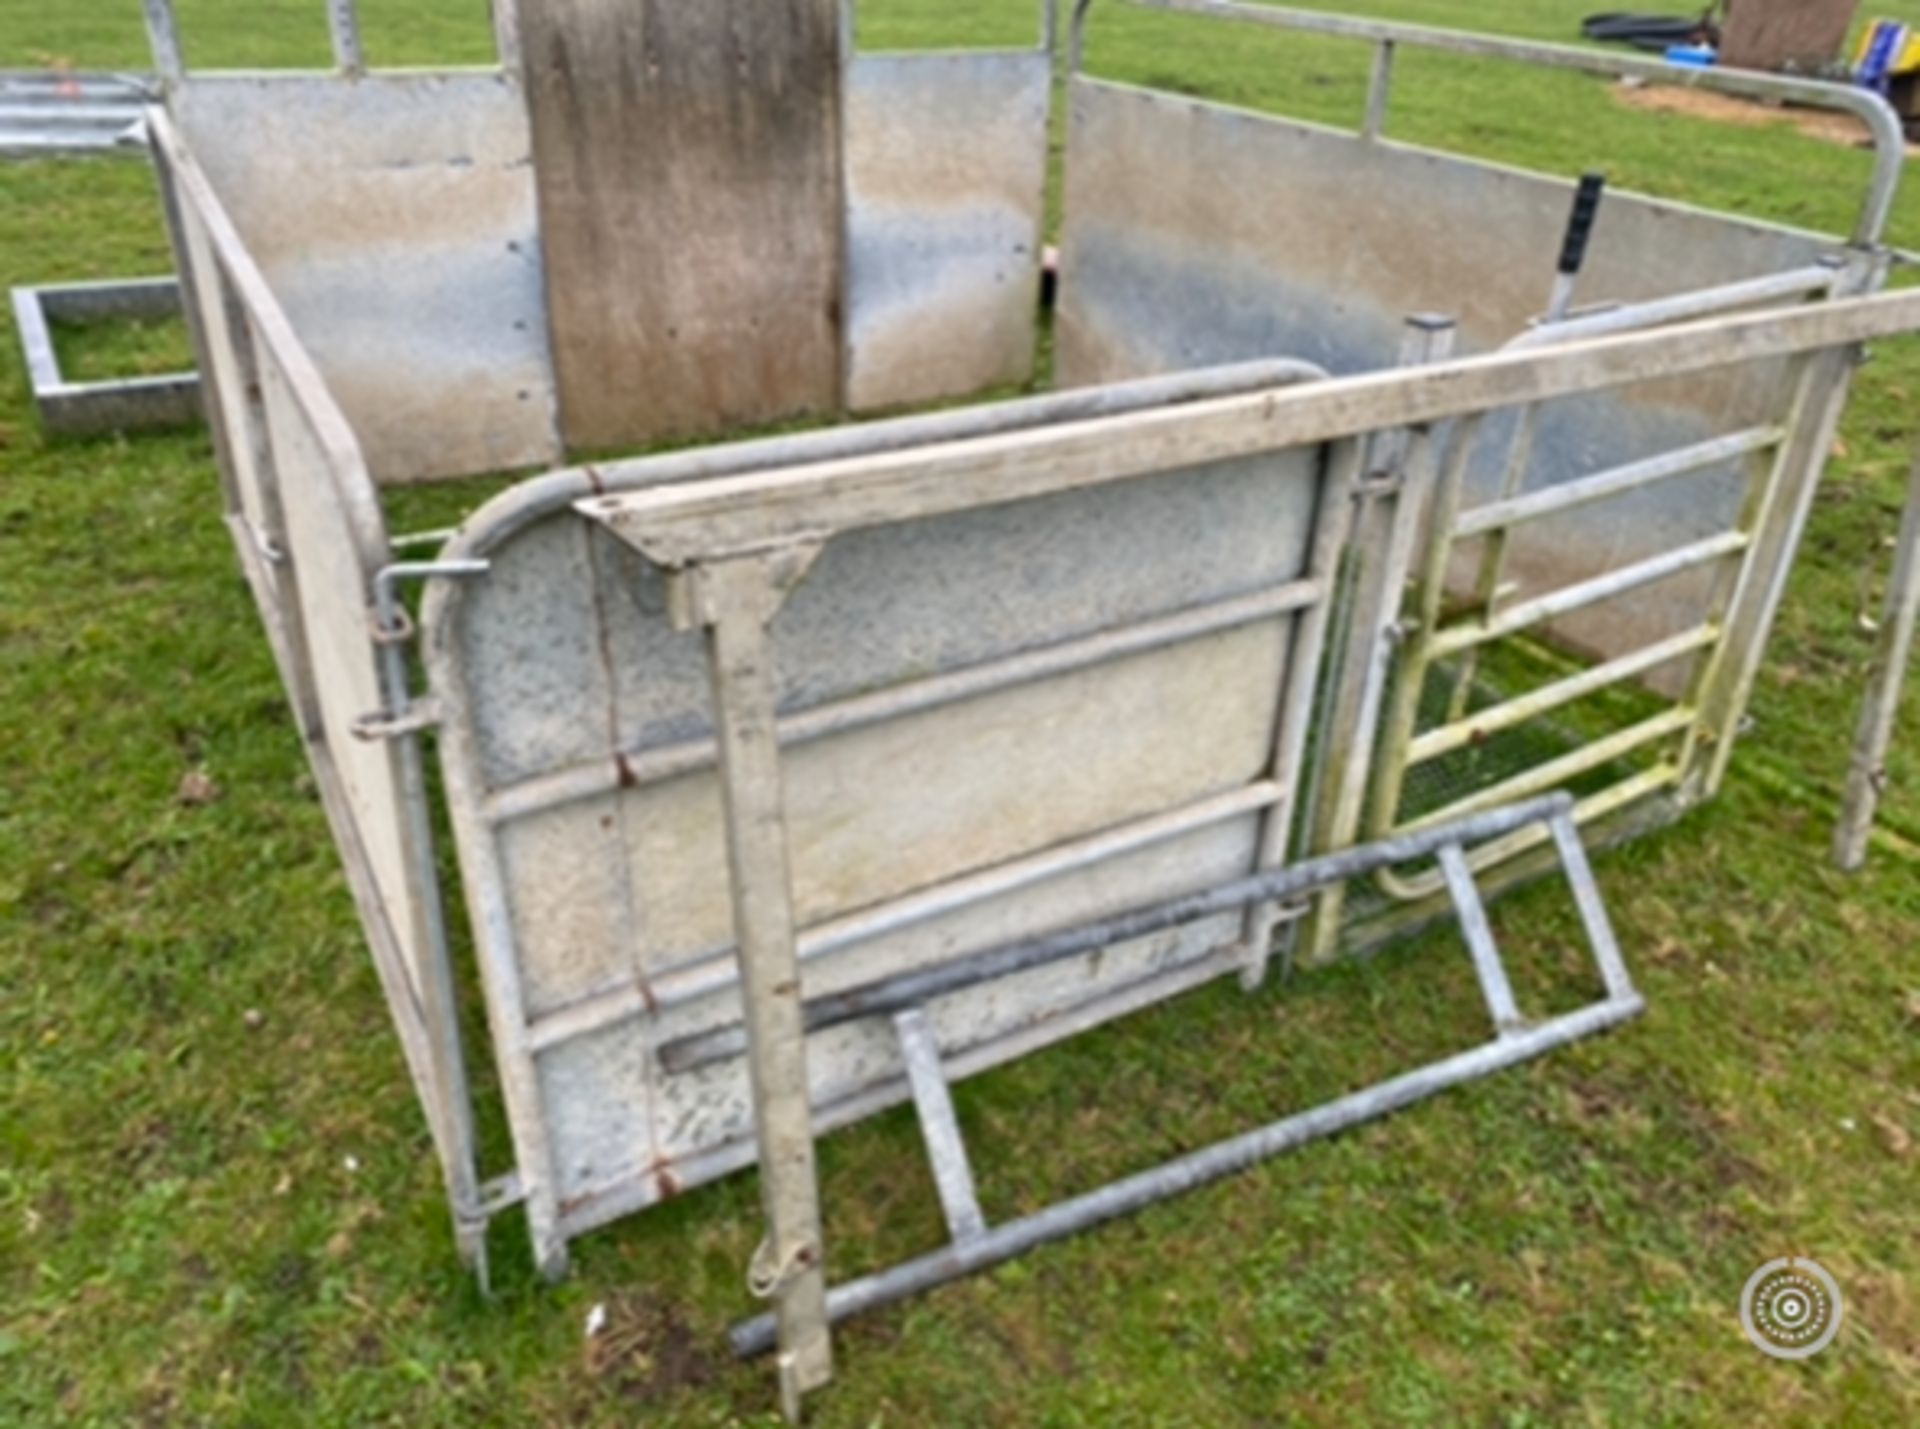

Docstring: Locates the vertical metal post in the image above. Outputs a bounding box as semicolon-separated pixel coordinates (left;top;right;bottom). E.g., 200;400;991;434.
1834;441;1920;868
143;0;185;84
328;0;367;77
373;566;492;1276
491;0;524;75
1364;40;1395;140
1693;250;1888;799
1365;405;1492;844
1070;0;1096;75
1298;314;1456;966
1240;437;1361;987
688;553;833;1423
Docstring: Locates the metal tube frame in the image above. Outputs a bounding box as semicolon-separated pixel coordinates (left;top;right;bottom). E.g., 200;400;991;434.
1110;0;1903;248
1834;442;1920;868
1441;258;1837;724
661;792;1574;1075
1357;250;1887;907
729;791;1642;1361
147;105;494;1276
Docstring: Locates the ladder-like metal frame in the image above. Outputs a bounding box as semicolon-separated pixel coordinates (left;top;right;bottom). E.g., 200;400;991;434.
727;791;1642;1380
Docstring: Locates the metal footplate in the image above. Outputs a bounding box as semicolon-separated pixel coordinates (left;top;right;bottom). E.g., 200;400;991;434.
727;790;1642;1383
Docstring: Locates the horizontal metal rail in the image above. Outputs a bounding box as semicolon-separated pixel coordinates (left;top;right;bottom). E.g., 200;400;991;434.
526;779;1288;1053
732;990;1643;1357
660;794;1575;1073
0;100;144;126
1374;762;1681;902
445;357;1328;564
1505;265;1845;352
1395;706;1696;835
1406;623;1719;768
1452;428;1782;540
485;578;1323;825
1123;0;1903;246
1427;531;1749;659
579;288;1920;568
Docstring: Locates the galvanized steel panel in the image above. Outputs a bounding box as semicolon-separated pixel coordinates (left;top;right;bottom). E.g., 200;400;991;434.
0;70;153;153
153;105;486;1248
845;51;1050;411
172;74;557;483
1056;77;1831;671
430;432;1335;1246
1059;80;1832;381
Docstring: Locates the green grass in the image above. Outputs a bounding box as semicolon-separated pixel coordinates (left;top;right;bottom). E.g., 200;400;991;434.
5;1;1920;1425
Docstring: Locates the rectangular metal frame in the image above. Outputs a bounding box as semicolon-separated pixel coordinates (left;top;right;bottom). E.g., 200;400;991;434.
147;105;493;1267
721;794;1642;1381
420;351;1345;1269
0;70;155;154
11;278;201;435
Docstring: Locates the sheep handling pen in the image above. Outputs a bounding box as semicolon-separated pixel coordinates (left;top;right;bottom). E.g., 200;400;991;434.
136;0;1920;1414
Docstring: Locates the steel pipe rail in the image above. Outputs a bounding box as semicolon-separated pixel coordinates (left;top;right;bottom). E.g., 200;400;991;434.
1119;0;1904;247
662;793;1574;1073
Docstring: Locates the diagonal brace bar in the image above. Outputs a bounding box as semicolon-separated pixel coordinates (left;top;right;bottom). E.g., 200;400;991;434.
895;1009;987;1246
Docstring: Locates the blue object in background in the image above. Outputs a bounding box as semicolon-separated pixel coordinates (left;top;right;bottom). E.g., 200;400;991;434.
1663;44;1716;67
1856;20;1909;94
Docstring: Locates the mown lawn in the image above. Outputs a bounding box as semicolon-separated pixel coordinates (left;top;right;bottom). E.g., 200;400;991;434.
3;2;1918;1425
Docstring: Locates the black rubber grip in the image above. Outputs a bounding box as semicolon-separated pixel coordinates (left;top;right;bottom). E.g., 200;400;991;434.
1557;172;1607;277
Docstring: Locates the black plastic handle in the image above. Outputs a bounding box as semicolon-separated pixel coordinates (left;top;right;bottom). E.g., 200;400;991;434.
1557;171;1607;277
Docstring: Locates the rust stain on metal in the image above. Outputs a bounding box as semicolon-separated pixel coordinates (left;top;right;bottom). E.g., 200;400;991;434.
650;1159;683;1200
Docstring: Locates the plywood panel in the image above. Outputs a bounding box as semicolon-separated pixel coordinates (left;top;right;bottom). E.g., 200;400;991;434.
518;0;845;450
1720;0;1861;73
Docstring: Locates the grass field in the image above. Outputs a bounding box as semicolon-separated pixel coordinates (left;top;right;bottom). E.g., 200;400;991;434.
4;2;1920;1425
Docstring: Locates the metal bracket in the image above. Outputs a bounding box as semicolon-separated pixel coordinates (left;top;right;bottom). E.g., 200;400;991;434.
372;559;492;629
664;539;828;635
360;560;491;737
352;699;446;743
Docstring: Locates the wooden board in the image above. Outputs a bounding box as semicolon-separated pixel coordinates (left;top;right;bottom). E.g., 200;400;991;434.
1719;0;1861;74
517;0;844;452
